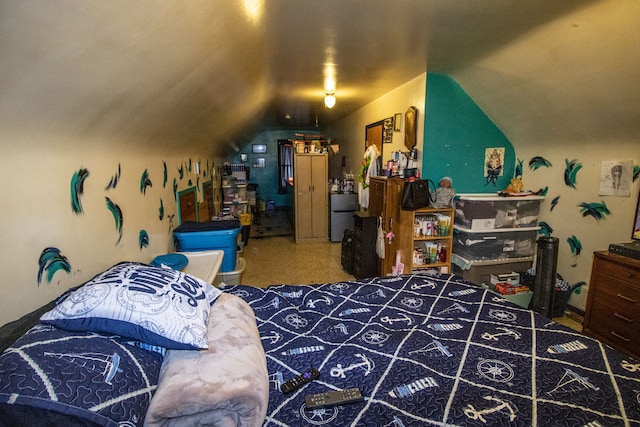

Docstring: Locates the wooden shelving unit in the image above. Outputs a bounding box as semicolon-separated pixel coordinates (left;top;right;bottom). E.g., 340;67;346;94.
397;207;454;273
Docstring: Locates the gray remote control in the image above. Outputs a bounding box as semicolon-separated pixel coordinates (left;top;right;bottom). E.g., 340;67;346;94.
305;387;364;409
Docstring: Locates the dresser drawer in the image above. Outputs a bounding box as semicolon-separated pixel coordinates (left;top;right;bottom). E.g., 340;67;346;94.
588;300;640;350
591;273;640;311
594;256;640;287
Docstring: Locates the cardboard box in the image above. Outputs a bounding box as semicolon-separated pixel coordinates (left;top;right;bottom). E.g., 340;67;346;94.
490;272;520;286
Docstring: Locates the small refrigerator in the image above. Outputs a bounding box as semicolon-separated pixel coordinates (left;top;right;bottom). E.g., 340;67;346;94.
329;193;359;242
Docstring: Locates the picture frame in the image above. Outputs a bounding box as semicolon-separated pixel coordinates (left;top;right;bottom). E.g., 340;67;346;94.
383;117;393;143
252;144;267;154
394;113;402;131
365;120;385;161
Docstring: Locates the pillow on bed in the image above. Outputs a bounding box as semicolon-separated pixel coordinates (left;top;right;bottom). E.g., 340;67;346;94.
40;262;222;350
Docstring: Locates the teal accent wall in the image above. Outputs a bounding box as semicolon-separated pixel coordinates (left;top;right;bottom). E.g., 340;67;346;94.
228;130;304;209
422;73;515;193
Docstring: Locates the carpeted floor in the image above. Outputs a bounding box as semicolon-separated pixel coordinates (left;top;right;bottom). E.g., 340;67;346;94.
249;210;294;239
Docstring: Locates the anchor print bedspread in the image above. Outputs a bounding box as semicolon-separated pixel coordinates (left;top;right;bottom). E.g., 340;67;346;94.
0;324;163;426
225;273;640;426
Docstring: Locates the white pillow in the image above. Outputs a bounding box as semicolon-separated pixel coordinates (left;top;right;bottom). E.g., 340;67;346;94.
41;262;222;350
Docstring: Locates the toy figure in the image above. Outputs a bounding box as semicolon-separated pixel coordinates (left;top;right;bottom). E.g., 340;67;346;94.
504;176;524;194
433;176;455;208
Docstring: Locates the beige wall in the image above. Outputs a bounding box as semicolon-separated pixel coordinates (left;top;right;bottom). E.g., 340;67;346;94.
0;131;220;325
328;73;427;179
514;140;638;310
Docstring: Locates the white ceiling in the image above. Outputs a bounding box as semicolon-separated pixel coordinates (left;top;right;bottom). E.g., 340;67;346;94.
0;0;637;156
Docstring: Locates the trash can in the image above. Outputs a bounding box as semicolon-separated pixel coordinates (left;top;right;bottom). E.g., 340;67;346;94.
523;271;585;318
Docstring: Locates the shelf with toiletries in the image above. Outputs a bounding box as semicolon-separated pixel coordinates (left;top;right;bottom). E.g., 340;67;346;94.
397;207;454;274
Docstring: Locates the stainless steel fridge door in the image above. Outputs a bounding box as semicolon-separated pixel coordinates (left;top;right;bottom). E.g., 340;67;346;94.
330;193;359;211
330;211;355;242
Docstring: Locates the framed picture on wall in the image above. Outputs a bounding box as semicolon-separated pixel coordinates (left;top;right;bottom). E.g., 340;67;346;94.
252;144;267;153
383;117;393;143
394;113;402;131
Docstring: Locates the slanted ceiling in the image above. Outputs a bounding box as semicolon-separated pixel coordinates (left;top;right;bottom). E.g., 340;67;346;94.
0;1;638;157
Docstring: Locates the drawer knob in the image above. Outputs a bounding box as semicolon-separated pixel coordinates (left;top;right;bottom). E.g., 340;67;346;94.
616;293;638;303
614;312;634;323
611;331;631;342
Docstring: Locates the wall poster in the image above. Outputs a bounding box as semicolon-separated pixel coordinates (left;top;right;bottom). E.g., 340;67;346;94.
484;147;505;185
599;160;633;197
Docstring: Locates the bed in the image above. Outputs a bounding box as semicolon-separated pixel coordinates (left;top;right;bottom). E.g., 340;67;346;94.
0;262;269;427
1;267;639;426
223;272;640;426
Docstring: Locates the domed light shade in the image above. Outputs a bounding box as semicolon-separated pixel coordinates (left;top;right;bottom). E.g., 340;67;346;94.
324;93;336;109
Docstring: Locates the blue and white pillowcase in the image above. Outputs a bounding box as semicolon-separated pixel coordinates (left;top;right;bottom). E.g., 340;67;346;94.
41;262;222;350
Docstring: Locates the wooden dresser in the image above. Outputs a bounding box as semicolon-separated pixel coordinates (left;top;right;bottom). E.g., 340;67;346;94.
583;251;640;359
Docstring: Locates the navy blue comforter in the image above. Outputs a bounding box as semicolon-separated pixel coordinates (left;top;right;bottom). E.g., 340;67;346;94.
0;324;163;426
225;273;640;426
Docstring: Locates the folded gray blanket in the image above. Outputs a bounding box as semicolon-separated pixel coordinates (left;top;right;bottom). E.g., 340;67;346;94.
144;293;269;427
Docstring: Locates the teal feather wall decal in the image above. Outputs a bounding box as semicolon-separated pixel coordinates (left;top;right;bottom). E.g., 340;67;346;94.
140;169;152;195
70;168;89;215
178;164;184;180
168;214;175;233
105;197;123;244
578;201;610;221
567;235;582;256
173;178;178;194
139;230;149;249
105;163;121;191
551;196;560;211
634;165;640;182
188;158;192;173
163;161;168;188
529;156;552;170
159;198;164;220
539;221;553;237
538;186;549;196
567;235;582;267
515;159;523;178
37;247;71;285
564;159;582;189
188;179;193;186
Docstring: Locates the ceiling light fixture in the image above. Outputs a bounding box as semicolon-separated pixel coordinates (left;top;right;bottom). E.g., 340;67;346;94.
324;93;336;109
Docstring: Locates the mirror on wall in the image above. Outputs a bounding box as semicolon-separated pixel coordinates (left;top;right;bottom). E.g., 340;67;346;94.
365;120;384;161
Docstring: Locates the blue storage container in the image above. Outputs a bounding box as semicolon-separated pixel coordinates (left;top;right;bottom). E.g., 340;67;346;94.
174;220;241;272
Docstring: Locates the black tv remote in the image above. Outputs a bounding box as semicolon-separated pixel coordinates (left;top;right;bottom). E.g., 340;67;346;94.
280;368;320;394
305;387;364;409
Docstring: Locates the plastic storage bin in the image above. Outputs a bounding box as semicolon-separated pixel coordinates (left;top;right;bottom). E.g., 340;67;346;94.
453;226;539;261
214;257;246;286
222;184;247;202
223;201;248;215
454;194;544;229
173;220;241;272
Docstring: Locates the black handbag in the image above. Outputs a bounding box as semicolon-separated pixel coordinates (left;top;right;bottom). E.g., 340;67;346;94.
401;179;436;210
